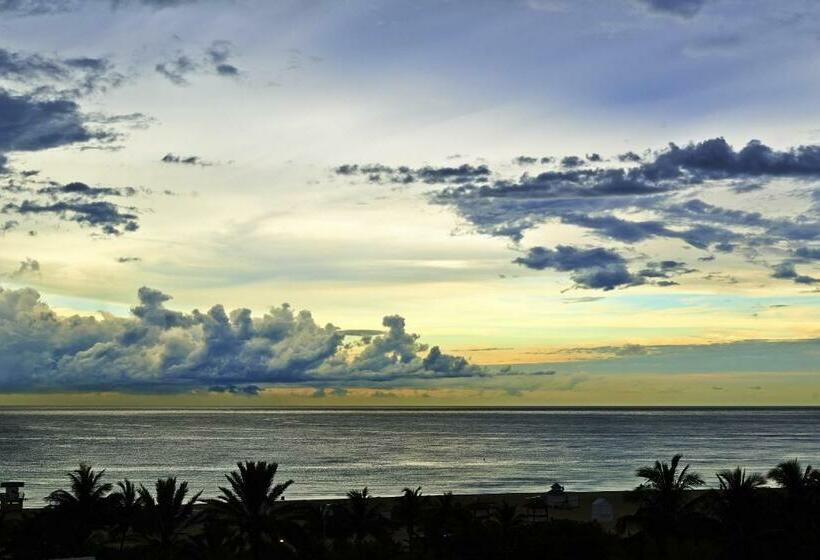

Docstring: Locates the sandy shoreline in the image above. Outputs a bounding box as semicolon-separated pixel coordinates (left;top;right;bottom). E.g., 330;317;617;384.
14;489;718;532
265;490;646;531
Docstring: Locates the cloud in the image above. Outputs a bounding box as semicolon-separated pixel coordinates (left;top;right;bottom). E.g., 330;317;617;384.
513;156;538;166
514;245;640;290
0;0;201;15
795;247;820;260
618;151;642;162
3;198;139;235
0;285;482;392
632;0;708;19
638;260;695;280
116;256;141;263
561;155;584;168
161;153;212;166
155;40;241;86
206;40;240;76
335;163;491;185
521;338;820;375
0;47;123;97
771;261;818;285
400;137;820;289
207;384;260;396
8;257;40;279
155;55;198;86
0;90;112;154
38;181;137;198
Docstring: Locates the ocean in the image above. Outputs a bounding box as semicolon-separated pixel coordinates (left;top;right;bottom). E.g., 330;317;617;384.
1;407;818;506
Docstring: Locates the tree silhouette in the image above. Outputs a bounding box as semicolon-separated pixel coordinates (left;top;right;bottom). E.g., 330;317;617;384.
206;460;294;560
46;463;112;554
423;491;462;558
490;502;522;560
767;459;819;499
619;454;704;557
393;486;424;554
345;487;386;557
710;467;766;558
109;478;141;553
766;459;820;553
138;477;201;559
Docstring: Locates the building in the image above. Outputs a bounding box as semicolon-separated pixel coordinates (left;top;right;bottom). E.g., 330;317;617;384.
0;482;25;511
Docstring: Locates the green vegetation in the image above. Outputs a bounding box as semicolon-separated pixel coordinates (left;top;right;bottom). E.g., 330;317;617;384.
0;457;817;559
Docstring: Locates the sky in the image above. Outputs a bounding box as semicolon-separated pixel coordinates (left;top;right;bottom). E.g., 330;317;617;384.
0;0;818;405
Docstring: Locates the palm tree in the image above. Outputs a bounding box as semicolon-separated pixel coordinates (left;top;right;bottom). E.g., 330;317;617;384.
424;492;462;559
767;459;819;500
490;502;522;560
109;479;141;552
46;463;112;553
206;461;294;560
619;454;704;557
766;459;820;551
138;477;201;559
345;487;385;556
711;467;766;558
393;486;424;553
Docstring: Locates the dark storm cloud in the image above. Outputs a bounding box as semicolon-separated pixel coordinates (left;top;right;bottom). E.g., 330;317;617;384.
3;176;144;235
2;199;139;235
338;137;820;289
641;138;820;180
513;245;640;290
0;90;112;153
771;261;818;285
632;0;708;18
618;151;642;162
431;138;819;288
0;286;483;392
559;213;672;243
0;88;150;235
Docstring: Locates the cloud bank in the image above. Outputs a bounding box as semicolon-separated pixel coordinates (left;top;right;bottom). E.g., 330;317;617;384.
0;285;483;392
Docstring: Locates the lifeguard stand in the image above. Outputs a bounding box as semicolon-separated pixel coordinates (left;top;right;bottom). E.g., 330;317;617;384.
0;482;25;511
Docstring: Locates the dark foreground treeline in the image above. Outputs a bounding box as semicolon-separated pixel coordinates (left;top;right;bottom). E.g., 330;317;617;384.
0;455;819;560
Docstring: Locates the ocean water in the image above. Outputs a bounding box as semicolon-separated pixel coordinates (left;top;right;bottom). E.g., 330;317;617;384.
0;408;818;506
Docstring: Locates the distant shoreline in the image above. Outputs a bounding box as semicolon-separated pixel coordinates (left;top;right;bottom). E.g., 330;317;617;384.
0;405;818;410
14;490;641;524
14;489;726;530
